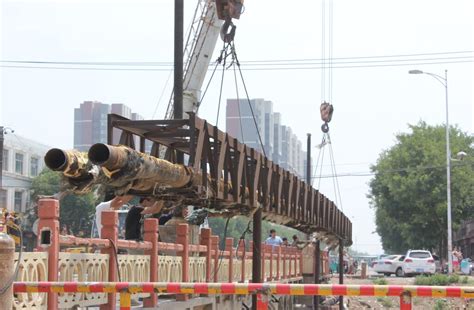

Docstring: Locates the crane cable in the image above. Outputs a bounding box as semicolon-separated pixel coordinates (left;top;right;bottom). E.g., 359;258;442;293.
314;0;343;211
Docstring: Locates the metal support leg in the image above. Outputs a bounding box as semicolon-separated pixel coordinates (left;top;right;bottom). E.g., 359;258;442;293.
252;209;262;309
314;240;320;309
339;238;344;310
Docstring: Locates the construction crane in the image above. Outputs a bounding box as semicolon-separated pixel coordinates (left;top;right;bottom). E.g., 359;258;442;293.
164;0;243;120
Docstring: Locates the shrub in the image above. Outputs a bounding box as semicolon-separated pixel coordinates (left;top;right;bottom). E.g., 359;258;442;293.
373;278;388;285
448;274;459;283
460;276;468;284
376;297;393;308
414;274;449;286
434;299;447;310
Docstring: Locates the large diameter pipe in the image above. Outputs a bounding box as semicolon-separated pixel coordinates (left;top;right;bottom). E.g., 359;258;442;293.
44;148;90;177
88;143;194;191
44;148;97;193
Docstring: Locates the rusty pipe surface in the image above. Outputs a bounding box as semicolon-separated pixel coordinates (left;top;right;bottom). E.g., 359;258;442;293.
88;144;195;193
44;148;89;177
44;148;98;193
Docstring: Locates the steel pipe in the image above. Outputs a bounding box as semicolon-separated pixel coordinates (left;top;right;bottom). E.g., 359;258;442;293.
88;143;195;194
44;148;97;193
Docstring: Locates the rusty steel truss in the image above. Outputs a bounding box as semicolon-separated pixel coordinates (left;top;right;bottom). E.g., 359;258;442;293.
107;113;352;243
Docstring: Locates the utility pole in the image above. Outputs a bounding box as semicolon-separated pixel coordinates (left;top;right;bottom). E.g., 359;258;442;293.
308;134;320;309
251;208;262;309
174;0;184;164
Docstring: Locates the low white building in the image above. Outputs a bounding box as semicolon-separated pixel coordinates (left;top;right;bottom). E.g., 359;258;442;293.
1;133;50;213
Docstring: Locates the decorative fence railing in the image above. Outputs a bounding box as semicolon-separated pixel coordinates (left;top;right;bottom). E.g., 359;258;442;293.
13;282;474;310
12;198;304;309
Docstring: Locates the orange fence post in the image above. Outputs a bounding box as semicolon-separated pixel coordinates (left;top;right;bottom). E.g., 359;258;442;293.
276;246;281;280
400;291;412;310
269;245;274;281
282;246;287;279
212;235;219;282
225;237;234;283
177;223;189;301
143;218;158;307
37;199;59;310
100;210;118;310
200;228;212;283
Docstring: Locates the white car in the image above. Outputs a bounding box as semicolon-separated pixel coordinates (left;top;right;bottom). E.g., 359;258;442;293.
402;250;436;276
373;255;405;277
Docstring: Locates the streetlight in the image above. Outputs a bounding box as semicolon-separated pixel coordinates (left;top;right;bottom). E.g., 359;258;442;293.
409;69;453;273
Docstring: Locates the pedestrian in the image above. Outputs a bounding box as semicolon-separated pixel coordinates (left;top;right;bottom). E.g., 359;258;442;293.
291;234;299;246
60;224;69;236
265;229;283;247
95;195;133;238
282;237;289;246
125;197;161;242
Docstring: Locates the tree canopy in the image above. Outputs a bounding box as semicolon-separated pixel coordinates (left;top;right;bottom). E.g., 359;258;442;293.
31;169;97;234
369;122;474;257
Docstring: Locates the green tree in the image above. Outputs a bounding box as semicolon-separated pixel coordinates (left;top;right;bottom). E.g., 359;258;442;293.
31;169;97;234
208;216;306;249
369;122;474;257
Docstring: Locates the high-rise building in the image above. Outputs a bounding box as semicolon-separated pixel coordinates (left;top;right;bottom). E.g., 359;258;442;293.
74;101;143;151
226;98;309;179
273;113;282;164
226;98;273;156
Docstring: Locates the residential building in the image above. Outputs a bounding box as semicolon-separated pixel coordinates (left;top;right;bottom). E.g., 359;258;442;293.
226;98;271;155
74;101;144;152
273;113;282;164
226;98;308;179
1;133;50;212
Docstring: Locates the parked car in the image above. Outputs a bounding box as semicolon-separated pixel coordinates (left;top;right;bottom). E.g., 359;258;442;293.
371;254;389;268
403;250;436;276
373;255;405;277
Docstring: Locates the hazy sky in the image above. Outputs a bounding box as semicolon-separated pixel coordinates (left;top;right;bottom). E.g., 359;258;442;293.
1;0;473;254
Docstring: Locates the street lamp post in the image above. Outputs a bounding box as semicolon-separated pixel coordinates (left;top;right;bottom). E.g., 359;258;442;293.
409;69;452;274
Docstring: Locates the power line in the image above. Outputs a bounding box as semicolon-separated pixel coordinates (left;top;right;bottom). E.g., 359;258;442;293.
2;59;472;72
312;161;472;179
1;51;472;66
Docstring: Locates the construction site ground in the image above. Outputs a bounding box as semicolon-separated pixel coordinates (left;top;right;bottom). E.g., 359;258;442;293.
327;274;474;309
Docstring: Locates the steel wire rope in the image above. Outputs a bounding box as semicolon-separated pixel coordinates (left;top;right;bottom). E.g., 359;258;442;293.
327;134;344;211
316;136;327;190
311;137;324;187
215;42;230;126
196;59;220;113
321;0;326;101
232;43;267;158
327;138;340;207
233;62;245;143
328;0;333;104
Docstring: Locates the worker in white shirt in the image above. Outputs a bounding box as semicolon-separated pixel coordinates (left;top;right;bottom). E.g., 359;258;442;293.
95;195;133;238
